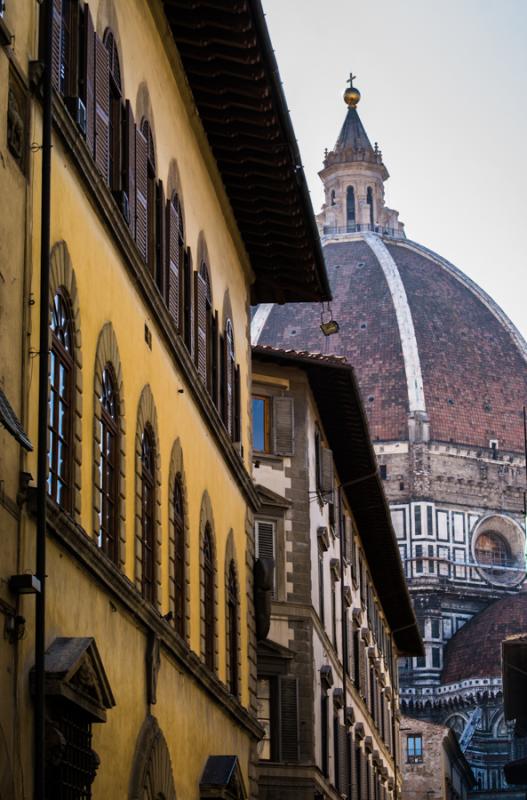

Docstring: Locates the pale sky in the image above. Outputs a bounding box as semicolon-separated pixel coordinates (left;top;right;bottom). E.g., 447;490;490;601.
263;0;527;341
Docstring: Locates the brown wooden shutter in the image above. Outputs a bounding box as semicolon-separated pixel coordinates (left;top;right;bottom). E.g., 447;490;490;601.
51;0;62;90
223;336;233;434
279;675;299;762
338;725;348;795
135;126;148;261
361;751;369;800
194;271;207;382
94;33;110;182
234;365;241;443
321;446;334;497
155;179;165;295
359;639;366;699
183;248;193;357
272;396;294;456
78;4;94;154
256;520;275;596
211;311;219;408
166;199;181;328
123;100;135;238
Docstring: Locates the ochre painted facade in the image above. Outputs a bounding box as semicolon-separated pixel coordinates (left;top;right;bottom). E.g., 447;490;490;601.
0;0;313;796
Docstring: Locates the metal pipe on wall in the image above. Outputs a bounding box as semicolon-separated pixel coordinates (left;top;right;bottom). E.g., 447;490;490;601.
35;0;53;796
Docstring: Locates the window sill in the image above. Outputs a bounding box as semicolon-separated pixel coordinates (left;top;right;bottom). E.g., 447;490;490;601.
253;452;283;466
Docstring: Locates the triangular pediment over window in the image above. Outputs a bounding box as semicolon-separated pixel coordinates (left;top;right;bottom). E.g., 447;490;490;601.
38;637;115;722
255;484;290;509
200;755;247;800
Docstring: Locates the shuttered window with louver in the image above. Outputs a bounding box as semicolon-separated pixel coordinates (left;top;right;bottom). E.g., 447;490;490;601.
123;100;135;237
94;33;110;182
80;5;95;154
279;676;299;762
194;270;208;383
166;196;182;329
338;724;348;796
320;446;334;498
256;519;275;596
51;0;63;90
155;179;165;294
135;125;148;261
272;395;294;456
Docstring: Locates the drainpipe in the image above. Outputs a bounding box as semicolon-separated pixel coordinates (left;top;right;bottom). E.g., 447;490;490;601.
35;0;53;797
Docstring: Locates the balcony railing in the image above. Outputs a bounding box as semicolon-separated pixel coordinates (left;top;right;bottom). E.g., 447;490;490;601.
322;223;405;239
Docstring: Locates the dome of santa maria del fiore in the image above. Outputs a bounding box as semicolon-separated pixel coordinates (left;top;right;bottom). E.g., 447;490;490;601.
254;235;527;452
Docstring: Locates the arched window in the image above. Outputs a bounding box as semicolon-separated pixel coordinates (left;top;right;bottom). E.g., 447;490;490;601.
98;365;119;562
203;524;215;670
195;262;214;392
346;186;355;228
49;289;74;509
166;193;185;331
330;189;336;206
173;476;185;637
475;532;511;571
141;425;156;603
103;30;122;195
366;186;374;228
227;560;239;696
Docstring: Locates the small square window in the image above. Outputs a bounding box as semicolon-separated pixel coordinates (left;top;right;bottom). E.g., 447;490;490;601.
407;734;423;763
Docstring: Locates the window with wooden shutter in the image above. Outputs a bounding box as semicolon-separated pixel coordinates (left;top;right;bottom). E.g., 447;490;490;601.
353;741;361;800
234;365;241;443
141;120;157;276
103;29;122;192
122;100;135;235
166;196;182;329
183;247;193;356
135;125;148;261
194;270;208;383
141;426;156;604
321;691;329;777
94;33;110;183
333;714;340;790
272;395;294;456
173;477;185;638
211;311;219;409
256;520;275;595
203;525;215;671
155;179;165;295
279;675;299;762
227;561;239;697
50;0;63;90
320;446;334;499
80;4;94;153
338;724;348;796
224;320;235;435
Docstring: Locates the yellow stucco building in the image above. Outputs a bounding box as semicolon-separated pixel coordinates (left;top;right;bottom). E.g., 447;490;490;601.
0;1;329;797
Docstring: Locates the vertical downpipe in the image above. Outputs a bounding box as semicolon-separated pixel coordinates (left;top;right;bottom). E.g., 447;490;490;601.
35;0;53;797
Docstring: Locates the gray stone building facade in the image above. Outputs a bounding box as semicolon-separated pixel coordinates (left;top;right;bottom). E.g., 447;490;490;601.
252;78;527;796
252;347;422;799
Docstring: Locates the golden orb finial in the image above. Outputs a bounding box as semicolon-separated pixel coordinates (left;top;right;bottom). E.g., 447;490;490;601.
344;71;361;108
